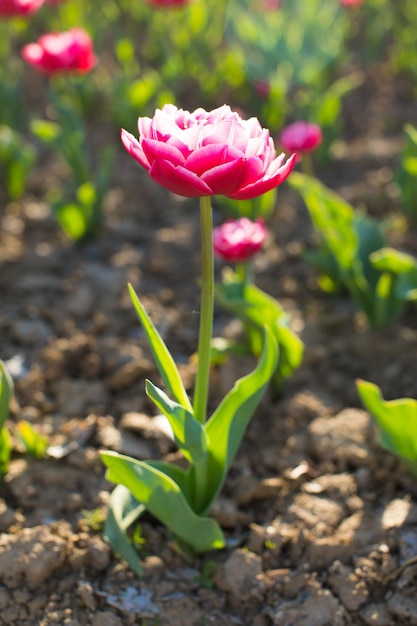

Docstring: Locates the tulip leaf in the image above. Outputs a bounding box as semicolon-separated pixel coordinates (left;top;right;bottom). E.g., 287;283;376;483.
128;284;192;412
357;379;417;474
0;361;13;429
0;361;13;478
104;484;145;577
203;326;278;510
16;420;48;459
215;272;303;380
146;380;207;464
101;451;225;554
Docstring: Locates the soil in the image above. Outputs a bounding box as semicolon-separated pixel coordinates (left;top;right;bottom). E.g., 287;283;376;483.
1;63;417;625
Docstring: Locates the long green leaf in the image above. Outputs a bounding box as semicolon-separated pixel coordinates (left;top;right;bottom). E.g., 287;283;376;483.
100;451;225;554
0;361;13;428
128;284;192;411
357;379;417;466
203;326;278;510
289;172;357;271
104;484;145;577
146;380;207;464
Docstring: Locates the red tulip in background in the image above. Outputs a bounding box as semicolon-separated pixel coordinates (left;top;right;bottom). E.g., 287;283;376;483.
145;0;194;7
340;0;363;6
21;28;97;75
279;120;322;160
0;0;44;16
121;104;296;200
213;218;268;263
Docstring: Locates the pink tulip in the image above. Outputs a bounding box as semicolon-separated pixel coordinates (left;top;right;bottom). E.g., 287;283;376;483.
279;121;323;159
340;0;363;6
121;104;296;200
262;0;280;10
145;0;193;6
0;0;44;16
213;218;267;263
21;28;97;75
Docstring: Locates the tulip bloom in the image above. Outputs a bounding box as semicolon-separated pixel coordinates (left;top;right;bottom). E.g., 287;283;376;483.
21;28;97;75
340;0;363;6
213;218;268;263
121;104;295;200
279;121;322;160
0;0;44;16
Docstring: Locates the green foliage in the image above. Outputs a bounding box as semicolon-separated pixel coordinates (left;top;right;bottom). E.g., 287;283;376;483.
31;98;113;241
0;361;13;480
214;268;304;391
100;285;278;566
289;172;410;327
15;420;48;459
395;124;417;223
357;379;417;477
0;125;36;200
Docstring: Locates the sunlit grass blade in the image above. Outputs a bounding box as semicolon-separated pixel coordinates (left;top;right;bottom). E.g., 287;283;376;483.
128;283;192;411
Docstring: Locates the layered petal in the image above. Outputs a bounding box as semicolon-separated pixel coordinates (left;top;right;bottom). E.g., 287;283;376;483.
150;160;213;197
228;153;296;200
121;104;295;199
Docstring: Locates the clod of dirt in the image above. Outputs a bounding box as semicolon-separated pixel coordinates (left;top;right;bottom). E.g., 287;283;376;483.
0;526;66;590
213;549;263;602
308;408;375;469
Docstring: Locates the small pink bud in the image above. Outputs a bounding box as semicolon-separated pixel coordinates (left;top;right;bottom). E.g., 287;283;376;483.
213;218;267;263
0;0;44;16
21;28;97;75
279;121;323;161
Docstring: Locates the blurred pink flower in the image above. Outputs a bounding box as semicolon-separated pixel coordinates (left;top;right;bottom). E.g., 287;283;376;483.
145;0;194;6
340;0;363;6
262;0;280;10
0;0;44;16
121;104;295;199
279;121;322;160
21;28;97;75
213;218;267;263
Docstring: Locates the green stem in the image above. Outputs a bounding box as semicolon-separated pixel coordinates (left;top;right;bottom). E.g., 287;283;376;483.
301;153;314;177
235;261;253;292
193;196;214;424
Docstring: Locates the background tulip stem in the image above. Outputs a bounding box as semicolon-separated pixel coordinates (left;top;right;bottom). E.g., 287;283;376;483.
193;195;214;424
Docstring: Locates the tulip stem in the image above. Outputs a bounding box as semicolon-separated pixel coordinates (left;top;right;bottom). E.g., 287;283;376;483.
193;196;214;424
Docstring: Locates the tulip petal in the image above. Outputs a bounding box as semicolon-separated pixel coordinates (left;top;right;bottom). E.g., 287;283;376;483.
142;138;186;167
184;144;242;176
201;158;248;195
21;43;43;65
121;129;151;170
227;153;296;200
150;160;213;197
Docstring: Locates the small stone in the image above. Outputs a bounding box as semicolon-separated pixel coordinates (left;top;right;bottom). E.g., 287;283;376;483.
91;611;124;626
360;602;393;626
213;549;262;600
88;536;111;571
381;498;413;529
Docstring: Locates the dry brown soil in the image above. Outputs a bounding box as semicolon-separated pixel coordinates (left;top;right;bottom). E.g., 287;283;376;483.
1;66;417;626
